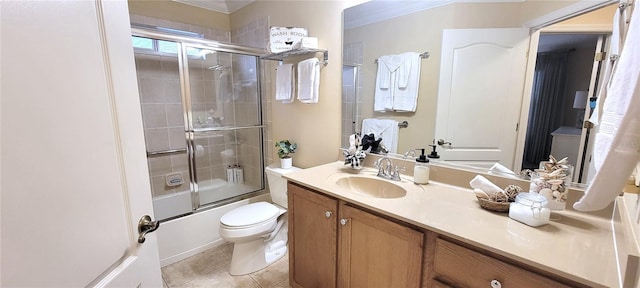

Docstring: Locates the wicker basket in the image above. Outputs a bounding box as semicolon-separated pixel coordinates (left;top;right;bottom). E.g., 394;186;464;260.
477;197;511;213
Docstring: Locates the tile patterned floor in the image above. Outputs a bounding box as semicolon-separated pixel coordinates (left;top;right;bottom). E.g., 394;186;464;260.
161;242;290;288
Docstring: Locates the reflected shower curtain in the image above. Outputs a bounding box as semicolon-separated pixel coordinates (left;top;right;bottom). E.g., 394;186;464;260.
523;51;570;167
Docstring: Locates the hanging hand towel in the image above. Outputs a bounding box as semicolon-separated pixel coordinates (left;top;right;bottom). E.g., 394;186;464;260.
275;63;294;103
361;118;399;153
297;58;320;104
392;52;421;112
574;4;640;212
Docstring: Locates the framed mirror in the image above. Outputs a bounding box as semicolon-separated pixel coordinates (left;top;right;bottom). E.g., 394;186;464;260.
342;0;617;184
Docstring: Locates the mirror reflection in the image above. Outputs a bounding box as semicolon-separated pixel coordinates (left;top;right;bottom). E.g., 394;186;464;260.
342;1;616;184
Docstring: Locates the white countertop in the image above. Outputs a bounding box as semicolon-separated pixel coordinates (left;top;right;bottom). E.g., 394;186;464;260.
284;161;619;288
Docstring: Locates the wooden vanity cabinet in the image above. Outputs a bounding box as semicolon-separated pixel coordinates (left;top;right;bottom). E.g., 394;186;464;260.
431;238;573;288
288;183;424;288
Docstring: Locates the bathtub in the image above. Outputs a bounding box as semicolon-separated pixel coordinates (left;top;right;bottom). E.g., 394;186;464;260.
152;178;267;266
152;178;262;221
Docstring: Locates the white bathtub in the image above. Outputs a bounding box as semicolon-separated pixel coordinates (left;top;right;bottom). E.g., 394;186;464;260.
152;178;261;221
152;178;267;266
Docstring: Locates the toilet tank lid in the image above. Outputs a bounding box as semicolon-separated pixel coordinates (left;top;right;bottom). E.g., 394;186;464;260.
266;164;302;176
220;202;279;227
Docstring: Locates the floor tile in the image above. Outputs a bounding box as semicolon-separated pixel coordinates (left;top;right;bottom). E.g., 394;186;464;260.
248;254;289;288
162;247;231;287
176;264;261;288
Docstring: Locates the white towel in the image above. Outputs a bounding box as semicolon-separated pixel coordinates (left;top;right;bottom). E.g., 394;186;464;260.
361;118;399;153
297;58;320;104
469;175;504;196
374;52;421;112
392;52;421;112
275;64;294;103
589;6;623;126
574;5;640;211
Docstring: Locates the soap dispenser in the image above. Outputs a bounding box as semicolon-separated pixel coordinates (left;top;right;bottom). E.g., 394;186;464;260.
414;149;430;185
428;144;440;159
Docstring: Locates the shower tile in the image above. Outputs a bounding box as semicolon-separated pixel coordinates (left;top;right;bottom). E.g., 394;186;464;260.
139;78;165;104
161;57;180;80
190;80;206;104
163;79;182;104
135;55;162;79
168;127;187;150
170;155;189;172
142;104;168;129
165;104;184;127
145;128;170;152
148;156;173;176
150;175;172;197
196;167;212;182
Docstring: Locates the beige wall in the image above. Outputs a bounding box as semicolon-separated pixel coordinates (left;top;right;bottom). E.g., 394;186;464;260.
231;0;346;168
128;0;231;31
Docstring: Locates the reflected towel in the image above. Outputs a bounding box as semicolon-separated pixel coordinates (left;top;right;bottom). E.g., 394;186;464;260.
574;5;640;211
361;118;399;153
374;52;421;112
297;58;320;104
275;63;294;103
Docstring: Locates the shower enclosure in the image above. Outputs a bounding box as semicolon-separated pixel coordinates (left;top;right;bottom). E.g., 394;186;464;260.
131;28;267;221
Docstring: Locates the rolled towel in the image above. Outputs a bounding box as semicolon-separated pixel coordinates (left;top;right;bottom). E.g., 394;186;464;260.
469;175;504;199
489;162;514;174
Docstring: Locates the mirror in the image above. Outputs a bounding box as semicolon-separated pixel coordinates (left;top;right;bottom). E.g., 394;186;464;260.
342;0;616;182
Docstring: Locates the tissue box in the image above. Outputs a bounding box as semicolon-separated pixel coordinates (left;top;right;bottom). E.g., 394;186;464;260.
269;27;308;53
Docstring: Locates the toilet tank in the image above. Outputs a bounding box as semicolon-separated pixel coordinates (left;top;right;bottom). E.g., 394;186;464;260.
265;164;302;208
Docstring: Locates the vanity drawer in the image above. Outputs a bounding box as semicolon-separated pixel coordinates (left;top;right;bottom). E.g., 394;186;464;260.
432;238;571;288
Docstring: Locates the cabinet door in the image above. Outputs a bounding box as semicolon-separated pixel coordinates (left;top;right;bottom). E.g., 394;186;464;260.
338;204;424;288
288;183;338;288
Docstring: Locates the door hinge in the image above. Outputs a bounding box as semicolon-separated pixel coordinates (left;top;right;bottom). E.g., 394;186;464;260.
594;52;606;61
583;121;594;129
516;122;519;132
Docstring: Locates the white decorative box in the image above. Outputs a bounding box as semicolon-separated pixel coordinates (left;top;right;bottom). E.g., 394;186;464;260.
269;27;308;53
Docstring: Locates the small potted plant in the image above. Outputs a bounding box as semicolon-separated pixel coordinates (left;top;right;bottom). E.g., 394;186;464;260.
276;140;297;169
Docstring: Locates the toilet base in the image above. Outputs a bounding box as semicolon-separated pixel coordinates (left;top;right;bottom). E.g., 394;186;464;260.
228;237;288;275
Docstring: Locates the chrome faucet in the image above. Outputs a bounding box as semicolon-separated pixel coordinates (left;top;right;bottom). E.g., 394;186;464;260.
374;157;402;181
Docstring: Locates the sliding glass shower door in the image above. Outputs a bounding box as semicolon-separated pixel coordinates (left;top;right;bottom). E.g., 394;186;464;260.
185;46;264;207
132;29;265;221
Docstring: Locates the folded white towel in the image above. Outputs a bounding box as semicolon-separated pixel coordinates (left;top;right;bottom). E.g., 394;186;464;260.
469;175;503;196
275;64;294;103
297;58;320;104
361;118;399;153
574;5;640;211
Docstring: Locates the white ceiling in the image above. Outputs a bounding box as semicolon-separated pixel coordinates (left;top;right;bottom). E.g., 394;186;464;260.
172;0;254;14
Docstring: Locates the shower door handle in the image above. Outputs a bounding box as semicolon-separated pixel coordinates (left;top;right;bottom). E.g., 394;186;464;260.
138;215;160;244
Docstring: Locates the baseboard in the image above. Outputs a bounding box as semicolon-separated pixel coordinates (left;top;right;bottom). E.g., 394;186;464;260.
160;238;227;267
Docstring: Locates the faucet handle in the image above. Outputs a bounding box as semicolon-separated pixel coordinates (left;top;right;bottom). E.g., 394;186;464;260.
391;166;405;181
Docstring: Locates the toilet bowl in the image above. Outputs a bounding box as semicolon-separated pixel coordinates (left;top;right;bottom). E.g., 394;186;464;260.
219;164;301;275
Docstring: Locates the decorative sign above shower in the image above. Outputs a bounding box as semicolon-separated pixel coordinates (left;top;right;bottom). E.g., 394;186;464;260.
269;27;308;53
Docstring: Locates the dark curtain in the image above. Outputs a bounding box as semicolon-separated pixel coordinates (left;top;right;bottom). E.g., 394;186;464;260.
522;51;570;167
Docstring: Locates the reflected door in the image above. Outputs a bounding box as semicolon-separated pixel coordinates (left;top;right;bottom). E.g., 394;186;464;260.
435;28;529;169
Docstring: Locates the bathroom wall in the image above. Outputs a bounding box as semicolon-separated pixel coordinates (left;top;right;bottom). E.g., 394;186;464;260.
231;0;346;168
128;0;231;32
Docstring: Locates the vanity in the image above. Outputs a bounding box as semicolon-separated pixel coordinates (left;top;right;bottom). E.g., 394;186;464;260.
284;160;620;288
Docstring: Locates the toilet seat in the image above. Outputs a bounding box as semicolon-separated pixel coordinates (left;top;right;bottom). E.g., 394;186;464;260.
219;202;282;240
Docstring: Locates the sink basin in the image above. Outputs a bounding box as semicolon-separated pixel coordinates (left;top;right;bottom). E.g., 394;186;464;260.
335;176;407;198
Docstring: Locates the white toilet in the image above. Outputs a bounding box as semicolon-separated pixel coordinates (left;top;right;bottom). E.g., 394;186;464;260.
219;164;301;275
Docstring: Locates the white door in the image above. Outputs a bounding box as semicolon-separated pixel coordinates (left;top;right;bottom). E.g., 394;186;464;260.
1;1;162;287
435;28;529;169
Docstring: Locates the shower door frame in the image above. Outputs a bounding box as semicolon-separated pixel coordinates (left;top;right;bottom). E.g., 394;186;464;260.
132;27;268;214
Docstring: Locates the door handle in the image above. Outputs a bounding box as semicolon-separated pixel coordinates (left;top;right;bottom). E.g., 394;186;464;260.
138;215;160;243
437;139;452;146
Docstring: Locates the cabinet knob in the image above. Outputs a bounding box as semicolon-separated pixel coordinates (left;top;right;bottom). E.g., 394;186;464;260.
340;218;349;226
490;279;501;288
325;210;332;218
